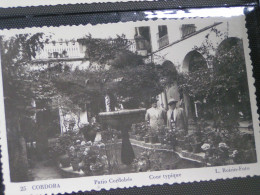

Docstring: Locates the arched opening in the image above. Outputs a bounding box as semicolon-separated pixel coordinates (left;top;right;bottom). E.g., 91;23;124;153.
216;37;242;55
214;37;243;75
162;60;176;72
183;50;207;72
215;37;251;120
182;51;207;119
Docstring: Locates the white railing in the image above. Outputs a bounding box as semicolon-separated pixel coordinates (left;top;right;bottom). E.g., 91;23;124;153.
126;39;137;53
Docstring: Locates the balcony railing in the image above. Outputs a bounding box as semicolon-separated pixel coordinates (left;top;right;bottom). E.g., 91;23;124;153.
125;39;137;53
157;34;169;49
118;39;149;56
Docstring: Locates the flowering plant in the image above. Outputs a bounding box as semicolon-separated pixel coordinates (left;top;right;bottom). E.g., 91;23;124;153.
133;149;163;172
201;143;211;151
81;143;108;175
218;142;229;149
132;150;152;172
164;128;177;148
49;130;84;159
131;122;150;137
101;128;121;143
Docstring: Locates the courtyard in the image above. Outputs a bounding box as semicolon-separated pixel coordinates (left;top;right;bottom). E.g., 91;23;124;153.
1;18;257;182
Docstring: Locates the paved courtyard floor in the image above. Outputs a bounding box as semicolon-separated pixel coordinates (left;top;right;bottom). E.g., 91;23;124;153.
30;160;62;181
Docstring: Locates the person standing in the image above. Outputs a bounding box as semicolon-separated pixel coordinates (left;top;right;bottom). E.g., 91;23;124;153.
167;98;188;135
145;98;166;131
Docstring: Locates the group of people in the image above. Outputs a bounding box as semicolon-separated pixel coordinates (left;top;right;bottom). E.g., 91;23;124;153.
145;98;188;134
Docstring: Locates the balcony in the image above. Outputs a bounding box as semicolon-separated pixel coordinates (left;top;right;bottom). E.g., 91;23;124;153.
157;34;169;49
125;39;137;53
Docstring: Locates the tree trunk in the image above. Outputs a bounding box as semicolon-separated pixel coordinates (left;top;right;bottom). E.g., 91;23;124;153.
36;110;50;160
7;120;29;182
36;125;49;160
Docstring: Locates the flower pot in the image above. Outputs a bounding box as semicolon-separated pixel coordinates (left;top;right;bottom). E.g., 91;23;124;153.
186;144;193;152
71;162;80;171
191;142;202;153
177;139;186;148
204;150;212;160
136;135;141;141
59;154;71;168
158;136;164;144
144;137;149;143
149;135;158;144
82;168;92;176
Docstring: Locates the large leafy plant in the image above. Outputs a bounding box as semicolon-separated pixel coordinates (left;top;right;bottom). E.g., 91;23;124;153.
178;28;251;131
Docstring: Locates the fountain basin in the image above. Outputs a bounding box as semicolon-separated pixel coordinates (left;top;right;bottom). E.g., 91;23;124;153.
98;108;146;130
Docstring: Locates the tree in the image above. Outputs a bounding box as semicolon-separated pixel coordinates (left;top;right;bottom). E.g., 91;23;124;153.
178;28;251;131
1;33;178;181
53;35;177;112
1;33;45;181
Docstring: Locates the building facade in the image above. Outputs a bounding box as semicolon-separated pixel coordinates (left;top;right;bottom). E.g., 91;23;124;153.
32;18;244;133
134;18;244;119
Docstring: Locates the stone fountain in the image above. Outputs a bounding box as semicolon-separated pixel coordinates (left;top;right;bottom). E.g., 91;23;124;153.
98;108;146;165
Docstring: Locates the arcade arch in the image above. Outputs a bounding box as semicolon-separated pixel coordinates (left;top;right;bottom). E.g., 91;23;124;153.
216;37;242;56
182;50;207;72
182;50;208;119
215;37;250;119
161;60;177;72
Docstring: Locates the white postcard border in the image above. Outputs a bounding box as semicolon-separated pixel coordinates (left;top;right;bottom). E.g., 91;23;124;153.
0;14;260;195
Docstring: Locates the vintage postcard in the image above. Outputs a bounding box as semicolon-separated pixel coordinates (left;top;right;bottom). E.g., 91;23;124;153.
0;8;259;195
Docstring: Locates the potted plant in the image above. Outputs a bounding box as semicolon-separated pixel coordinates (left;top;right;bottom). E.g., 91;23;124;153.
201;143;211;161
158;125;167;145
149;132;158;144
71;157;81;171
217;142;230;163
71;146;82;171
81;162;92;176
182;134;192;152
157;135;165;145
190;135;202;153
185;142;193;152
176;133;186;149
139;132;145;141
132;150;152;172
135;134;142;141
144;135;149;143
164;129;175;149
89;154;108;176
59;153;71;168
90;162;104;176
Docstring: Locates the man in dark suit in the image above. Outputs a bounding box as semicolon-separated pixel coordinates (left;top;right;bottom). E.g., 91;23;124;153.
167;98;188;135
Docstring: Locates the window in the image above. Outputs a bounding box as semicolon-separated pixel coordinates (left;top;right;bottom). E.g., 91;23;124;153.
181;24;196;38
157;25;169;48
158;25;168;38
134;26;151;53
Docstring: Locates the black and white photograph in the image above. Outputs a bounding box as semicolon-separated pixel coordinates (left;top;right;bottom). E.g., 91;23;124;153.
0;12;259;193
